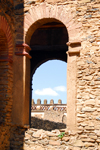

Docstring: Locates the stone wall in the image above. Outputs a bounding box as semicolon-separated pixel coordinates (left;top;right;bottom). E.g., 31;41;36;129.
17;0;100;147
31;110;67;123
10;125;26;150
76;0;100;141
0;1;14;149
77;51;100;132
24;127;100;150
44;111;67;123
0;0;100;149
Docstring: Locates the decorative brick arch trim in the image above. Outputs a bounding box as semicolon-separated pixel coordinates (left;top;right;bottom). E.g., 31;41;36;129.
12;3;82;130
24;3;82;45
0;15;13;62
22;3;82;130
0;15;14;149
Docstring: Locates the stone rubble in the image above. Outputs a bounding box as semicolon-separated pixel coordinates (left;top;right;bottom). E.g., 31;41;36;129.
24;128;100;150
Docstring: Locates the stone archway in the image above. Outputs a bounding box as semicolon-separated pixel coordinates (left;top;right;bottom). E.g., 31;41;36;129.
30;18;68;75
0;15;13;149
13;3;82;130
29;19;68;126
24;3;82;44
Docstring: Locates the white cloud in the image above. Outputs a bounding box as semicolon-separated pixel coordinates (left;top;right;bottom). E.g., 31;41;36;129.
34;88;59;96
54;86;66;92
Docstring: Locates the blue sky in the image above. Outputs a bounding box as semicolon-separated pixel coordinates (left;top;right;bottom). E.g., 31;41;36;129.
32;60;67;104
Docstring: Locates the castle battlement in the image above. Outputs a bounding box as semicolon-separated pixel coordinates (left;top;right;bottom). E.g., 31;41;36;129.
31;99;67;112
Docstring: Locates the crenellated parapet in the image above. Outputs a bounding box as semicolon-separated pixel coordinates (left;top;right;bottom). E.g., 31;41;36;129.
31;99;67;112
32;99;64;105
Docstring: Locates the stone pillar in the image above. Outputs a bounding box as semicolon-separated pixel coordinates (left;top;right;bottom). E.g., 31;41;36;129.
66;41;81;130
58;99;62;104
37;99;41;104
12;43;31;127
50;99;54;104
44;99;47;104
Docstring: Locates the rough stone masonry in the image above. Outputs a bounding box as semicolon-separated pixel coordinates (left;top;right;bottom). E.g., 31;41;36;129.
0;0;100;149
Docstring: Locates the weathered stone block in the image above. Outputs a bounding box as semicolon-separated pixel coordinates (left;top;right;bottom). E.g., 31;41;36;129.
49;140;61;146
82;107;96;112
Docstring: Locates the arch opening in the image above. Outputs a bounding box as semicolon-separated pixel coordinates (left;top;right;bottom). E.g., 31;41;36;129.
32;60;67;104
28;19;68;129
25;18;68;45
31;60;67;130
29;19;68;76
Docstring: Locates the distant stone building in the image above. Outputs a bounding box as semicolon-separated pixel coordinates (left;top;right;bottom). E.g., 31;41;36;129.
31;99;67;123
0;0;100;149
